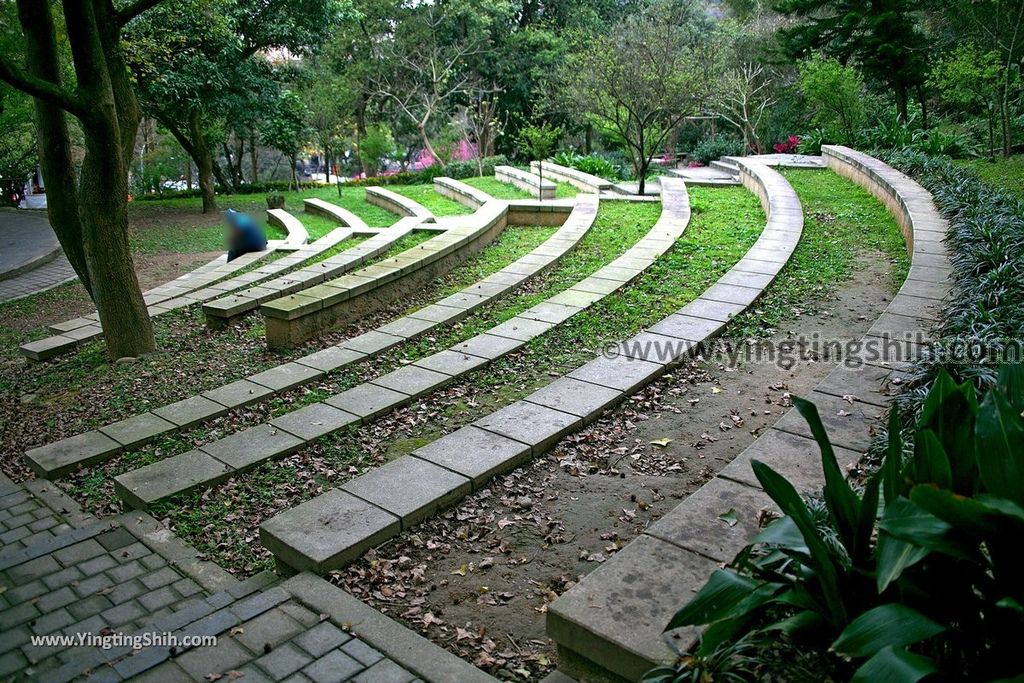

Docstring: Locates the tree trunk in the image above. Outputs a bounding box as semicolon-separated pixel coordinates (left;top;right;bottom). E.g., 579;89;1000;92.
189;110;217;213
249;130;258;182
186;159;192;190
234;135;244;185
418;122;445;170
894;84;909;123
291;153;298;190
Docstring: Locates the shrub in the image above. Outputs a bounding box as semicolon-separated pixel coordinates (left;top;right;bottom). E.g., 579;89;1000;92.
656;365;1024;682
797;128;830;155
797;54;866;144
772;135;800;154
265;194;285;209
690;134;744;165
550;150;626;180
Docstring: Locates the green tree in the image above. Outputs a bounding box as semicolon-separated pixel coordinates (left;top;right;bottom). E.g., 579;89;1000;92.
928;44;1002;158
0;0;165;358
261;90;311;190
797;54;866;143
356;123;396;176
776;0;928;122
555;0;713;194
518;122;562;200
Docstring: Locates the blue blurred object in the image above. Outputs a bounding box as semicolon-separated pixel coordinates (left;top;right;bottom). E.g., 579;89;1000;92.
225;209;267;261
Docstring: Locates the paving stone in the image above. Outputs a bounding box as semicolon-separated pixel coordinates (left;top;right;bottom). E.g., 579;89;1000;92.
260;489;400;573
53;538;105;566
343;456;471;527
648;313;726;342
98;413;176;449
114;451;232;509
32;607;74;635
773;391;881;453
233;608;303;653
411;349;488;377
140;565;182;590
679;297;747;323
24;431;122;478
5;579;46;605
72;572;111;598
718;269;775;289
67;594;113;620
450;333;526;360
37;586;77;612
369;365;451;399
200;424;304;471
571;277;623;296
101;599;146;626
255;642;313;680
106;578;147;605
95;527;135;551
376;315;439;340
175;636;253;680
405;303;464;323
812;363;898;408
546;289;605;309
340;638;385;667
302;648;364;682
343;330;405;355
76;553;118;577
324;384;407;420
130;661;193;683
518;302;581;325
248;363;325;392
153;395;230;429
474;402;581;453
524;377;622;423
567;354;664;394
230;585;289;621
486;316;554;342
202;379;274;409
279;602;320;627
291;621;350;658
270;402;359;443
138;585;178;611
352;659;415;683
173;576;202;598
294;346;366;373
41;565;84;590
547;534;713;681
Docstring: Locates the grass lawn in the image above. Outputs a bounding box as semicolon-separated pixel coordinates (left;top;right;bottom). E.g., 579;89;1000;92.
390;183;472;216
956;155;1024;201
727;168;910;339
462;175;578;200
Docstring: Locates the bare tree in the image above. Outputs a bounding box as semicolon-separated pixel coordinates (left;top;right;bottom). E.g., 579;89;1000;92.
713;63;776;154
373;8;481;169
459;86;503;175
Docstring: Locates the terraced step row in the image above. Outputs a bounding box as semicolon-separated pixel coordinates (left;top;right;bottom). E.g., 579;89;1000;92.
110;196;610;510
530;160;613;194
546;149;945;682
256;181;694;573
23;199;593;481
496;165;556;199
20;224;352;361
365;186;436;222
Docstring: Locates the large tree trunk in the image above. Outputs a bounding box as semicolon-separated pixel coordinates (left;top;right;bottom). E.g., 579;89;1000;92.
249;130;258;182
894;84;909;123
418;122;445;170
189;110;217;213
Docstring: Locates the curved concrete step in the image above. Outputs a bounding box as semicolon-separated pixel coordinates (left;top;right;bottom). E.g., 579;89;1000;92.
266;209;310;250
530;161;613;194
433;177;494;209
496;166;556;199
365;187;435;223
303;198;372;231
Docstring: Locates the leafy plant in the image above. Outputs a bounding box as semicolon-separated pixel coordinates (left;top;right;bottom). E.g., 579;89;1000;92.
658;365;1024;682
691;134;744;165
797;128;830;155
551;150;626;180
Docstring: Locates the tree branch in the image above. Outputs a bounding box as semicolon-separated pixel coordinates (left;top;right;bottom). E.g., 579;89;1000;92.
115;0;168;26
0;57;88;117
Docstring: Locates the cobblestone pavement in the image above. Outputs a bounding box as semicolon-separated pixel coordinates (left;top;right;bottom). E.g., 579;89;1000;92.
0;472;493;682
0;255;77;304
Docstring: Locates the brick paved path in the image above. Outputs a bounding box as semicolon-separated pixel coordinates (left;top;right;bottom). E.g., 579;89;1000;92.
0;473;493;682
0;255;78;304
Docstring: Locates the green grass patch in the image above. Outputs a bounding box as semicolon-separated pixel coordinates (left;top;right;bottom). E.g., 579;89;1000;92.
727;168;910;339
390;184;472;217
462;176;533;200
955;155;1024;201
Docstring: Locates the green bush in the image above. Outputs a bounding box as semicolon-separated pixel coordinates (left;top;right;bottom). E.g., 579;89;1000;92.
690;134;744;165
654;365;1024;683
133;180;321;202
550;150;626;180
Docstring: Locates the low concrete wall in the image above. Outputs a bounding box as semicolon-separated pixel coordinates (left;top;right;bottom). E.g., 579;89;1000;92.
433;177;491;209
365;187;434;222
266;209;309;250
530;161;612;194
496;166;555;199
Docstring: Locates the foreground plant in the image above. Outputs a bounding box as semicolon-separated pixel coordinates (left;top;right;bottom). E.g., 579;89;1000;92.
651;365;1024;683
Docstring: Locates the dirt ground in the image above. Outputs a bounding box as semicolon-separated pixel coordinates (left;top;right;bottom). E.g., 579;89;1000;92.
331;253;896;680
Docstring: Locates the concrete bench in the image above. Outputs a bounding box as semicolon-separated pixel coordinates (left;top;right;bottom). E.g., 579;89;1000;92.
546;149;950;682
432;177;493;209
302;198;372;231
495;165;556;199
365;187;435;223
266;209;310;250
530;161;612;194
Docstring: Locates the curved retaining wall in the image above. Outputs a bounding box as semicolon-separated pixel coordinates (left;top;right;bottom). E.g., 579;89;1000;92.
545;150;949;682
496;165;555;199
303;198;372;231
530;160;612;194
266;209;310;249
433;177;493;209
365;187;435;223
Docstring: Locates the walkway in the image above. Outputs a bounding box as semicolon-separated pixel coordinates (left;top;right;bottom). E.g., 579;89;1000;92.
0;209;78;304
0;472;493;682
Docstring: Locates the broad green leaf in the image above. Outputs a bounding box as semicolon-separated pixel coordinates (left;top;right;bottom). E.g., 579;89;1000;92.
883;408;905;504
912;431;952;489
912;486;1024;538
880;496;977;561
917;369;977;491
832;604;944;658
764;609;826;637
794;395;862;555
852;472;881;565
753;459;847;625
752;515;807;552
876;530;929;593
976;385;1024;506
851;645;939;683
663;570;759;630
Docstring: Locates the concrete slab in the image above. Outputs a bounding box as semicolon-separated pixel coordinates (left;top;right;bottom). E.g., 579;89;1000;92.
718;427;854;493
343;330;405;356
518;302;581;325
486;316;554;342
412;350;489;377
376;316;439;340
153;395;230;429
25;431;122;479
524;377;622;423
325;384;407;419
412;426;532;487
295;346;366;373
202;379;274;409
369;365;451;399
567;354;665;394
676;298;746;323
99;413;176;449
648;313;727;342
474;402;581;453
271;403;360;442
405;304;465;324
699;283;761;306
772;390;881;453
342;456;471;527
200;424;305;472
451;333;526;360
114;451;232;509
248;363;325;392
260;489;400;572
